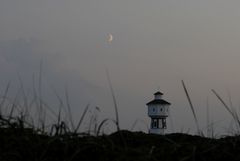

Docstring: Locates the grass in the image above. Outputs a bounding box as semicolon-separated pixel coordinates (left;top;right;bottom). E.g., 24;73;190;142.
212;89;240;134
1;127;240;161
106;68;120;131
1;76;240;160
181;80;201;136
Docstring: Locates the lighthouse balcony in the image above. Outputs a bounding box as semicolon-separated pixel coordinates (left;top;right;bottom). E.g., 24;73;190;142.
148;113;168;117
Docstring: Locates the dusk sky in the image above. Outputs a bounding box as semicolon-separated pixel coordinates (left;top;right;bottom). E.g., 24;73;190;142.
1;0;240;135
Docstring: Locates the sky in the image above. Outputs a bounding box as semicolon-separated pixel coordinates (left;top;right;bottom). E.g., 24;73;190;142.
1;0;240;135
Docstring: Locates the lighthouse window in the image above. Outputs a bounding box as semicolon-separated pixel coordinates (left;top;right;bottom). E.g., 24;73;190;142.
152;119;158;128
162;119;166;129
153;121;157;128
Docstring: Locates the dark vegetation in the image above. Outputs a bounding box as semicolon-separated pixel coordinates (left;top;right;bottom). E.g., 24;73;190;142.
1;126;240;161
0;90;240;161
1;71;240;160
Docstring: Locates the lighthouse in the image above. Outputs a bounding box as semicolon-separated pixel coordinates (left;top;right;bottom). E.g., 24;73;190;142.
146;91;171;135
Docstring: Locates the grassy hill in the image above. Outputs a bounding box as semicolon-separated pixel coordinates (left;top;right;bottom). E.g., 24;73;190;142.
0;80;239;161
1;128;240;161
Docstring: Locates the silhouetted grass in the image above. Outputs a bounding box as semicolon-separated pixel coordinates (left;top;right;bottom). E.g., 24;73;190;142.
181;80;202;136
1;125;240;161
1;76;240;161
106;68;120;131
212;89;240;134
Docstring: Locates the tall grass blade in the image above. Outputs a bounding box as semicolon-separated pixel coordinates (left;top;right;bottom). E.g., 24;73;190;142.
211;89;233;116
65;86;75;131
18;75;29;114
0;81;11;115
211;89;240;131
96;118;111;136
51;87;68;117
38;61;43;124
181;80;201;135
74;104;89;133
106;68;120;131
206;97;210;137
131;119;138;131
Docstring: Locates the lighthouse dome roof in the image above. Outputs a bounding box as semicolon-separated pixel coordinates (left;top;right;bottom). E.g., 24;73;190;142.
146;99;171;105
154;91;163;95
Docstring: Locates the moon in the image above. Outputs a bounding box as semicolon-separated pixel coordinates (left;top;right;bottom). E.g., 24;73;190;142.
108;34;113;43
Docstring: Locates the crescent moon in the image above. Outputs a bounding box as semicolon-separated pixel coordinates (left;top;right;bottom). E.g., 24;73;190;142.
108;34;113;43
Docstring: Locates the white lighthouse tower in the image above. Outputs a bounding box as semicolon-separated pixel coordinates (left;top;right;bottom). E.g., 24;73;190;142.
146;91;171;135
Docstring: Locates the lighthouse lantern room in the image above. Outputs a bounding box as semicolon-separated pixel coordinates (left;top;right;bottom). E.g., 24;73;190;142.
146;91;171;135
